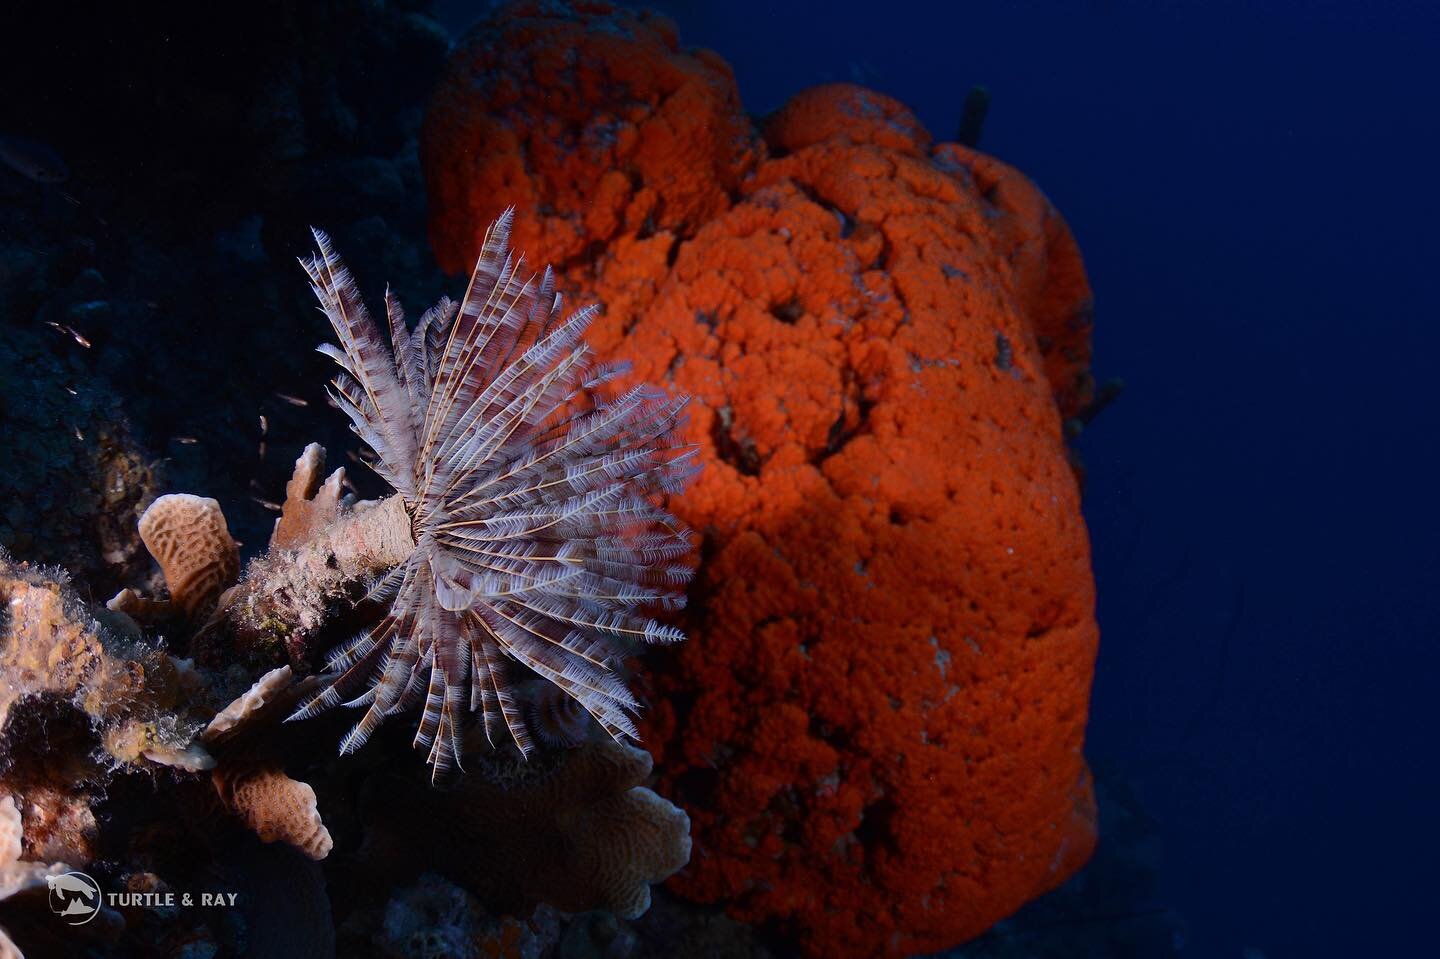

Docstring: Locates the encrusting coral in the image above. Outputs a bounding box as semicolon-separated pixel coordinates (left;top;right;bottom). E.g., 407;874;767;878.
0;551;211;781
0;555;206;953
210;450;414;667
423;4;1100;955
361;737;690;920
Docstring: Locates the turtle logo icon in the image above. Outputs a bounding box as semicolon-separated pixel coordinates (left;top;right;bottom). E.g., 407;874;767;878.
45;871;101;925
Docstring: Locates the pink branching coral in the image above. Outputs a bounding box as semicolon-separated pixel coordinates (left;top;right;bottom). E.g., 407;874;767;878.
287;210;698;778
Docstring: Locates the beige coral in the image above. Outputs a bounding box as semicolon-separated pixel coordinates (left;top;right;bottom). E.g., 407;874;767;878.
201;665;297;745
136;494;239;620
113;449;407;663
213;764;333;861
270;444;346;551
200;667;333;860
364;739;690;919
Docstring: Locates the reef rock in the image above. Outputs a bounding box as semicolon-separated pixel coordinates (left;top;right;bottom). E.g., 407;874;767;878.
423;5;1099;955
0;552;210;784
362;739;691;921
0;795;73;959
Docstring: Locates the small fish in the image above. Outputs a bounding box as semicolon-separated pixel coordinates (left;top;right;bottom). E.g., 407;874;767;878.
62;386;77;396
174;436;198;445
73;427;84;442
258;440;267;460
0;134;69;184
45;321;92;348
250;496;283;512
274;392;308;407
258;414;269;435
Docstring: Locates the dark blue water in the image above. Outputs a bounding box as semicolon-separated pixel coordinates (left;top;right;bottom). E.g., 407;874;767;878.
431;1;1438;954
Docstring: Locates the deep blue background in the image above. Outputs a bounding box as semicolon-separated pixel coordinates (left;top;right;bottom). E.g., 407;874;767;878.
435;2;1440;954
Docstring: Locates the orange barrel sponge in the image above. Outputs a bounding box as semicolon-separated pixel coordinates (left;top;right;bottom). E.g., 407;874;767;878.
423;10;1100;956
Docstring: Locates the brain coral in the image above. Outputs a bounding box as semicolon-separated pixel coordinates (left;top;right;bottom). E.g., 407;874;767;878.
423;5;1099;956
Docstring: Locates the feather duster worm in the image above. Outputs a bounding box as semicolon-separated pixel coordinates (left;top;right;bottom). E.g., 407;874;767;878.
286;210;698;778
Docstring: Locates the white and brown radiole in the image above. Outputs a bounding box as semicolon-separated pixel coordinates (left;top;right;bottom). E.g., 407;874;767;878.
286;210;698;778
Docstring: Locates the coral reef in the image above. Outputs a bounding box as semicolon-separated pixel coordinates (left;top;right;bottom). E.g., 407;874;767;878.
0;1;1120;954
1;466;697;955
423;6;1100;955
1;3;714;955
